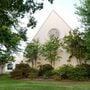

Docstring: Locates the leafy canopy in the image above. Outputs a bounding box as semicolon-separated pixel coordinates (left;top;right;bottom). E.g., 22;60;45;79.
64;29;87;64
41;36;61;66
76;0;90;60
24;40;40;67
0;0;54;64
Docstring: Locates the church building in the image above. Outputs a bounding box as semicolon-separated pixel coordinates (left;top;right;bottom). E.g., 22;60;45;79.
3;10;77;73
32;10;77;68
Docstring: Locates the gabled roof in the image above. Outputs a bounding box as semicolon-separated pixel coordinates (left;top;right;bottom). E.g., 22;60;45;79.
33;10;72;42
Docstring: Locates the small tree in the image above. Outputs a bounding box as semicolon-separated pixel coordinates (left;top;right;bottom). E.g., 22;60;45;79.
63;29;87;65
0;26;20;74
41;36;61;66
24;40;40;68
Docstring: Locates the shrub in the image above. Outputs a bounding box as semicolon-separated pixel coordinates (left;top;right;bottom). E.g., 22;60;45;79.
10;63;31;79
78;64;90;78
29;68;39;79
68;65;88;80
52;70;61;80
38;64;54;78
53;64;89;81
56;64;74;80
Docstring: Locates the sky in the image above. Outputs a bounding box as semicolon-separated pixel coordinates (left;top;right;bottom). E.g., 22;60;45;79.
24;0;80;42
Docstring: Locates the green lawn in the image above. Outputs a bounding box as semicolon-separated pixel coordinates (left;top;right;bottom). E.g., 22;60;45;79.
0;75;90;90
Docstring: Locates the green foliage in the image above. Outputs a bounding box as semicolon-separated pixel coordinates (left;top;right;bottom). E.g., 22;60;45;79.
52;70;61;80
76;0;90;26
84;31;90;60
41;36;61;66
24;40;40;68
0;53;14;65
77;64;90;78
38;64;54;78
54;64;88;81
10;63;31;79
56;64;74;80
0;0;54;28
64;29;87;64
0;53;14;74
84;64;90;78
68;65;88;80
76;0;90;60
0;0;53;67
29;68;39;79
0;26;21;52
52;74;61;81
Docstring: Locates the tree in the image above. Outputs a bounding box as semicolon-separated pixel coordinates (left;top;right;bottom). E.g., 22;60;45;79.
24;40;40;68
85;32;90;60
0;0;54;73
41;36;61;66
63;29;87;65
76;0;90;60
0;0;54;28
0;26;20;74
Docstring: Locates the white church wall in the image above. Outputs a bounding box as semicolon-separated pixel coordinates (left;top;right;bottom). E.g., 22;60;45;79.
33;10;78;68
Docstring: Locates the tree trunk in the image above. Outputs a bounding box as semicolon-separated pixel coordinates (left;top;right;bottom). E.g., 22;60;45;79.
77;58;82;65
53;60;55;66
77;59;79;65
32;60;34;68
34;59;37;68
0;65;5;74
79;59;82;65
50;60;53;66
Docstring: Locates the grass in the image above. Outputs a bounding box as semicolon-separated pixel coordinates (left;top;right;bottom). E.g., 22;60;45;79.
0;75;90;90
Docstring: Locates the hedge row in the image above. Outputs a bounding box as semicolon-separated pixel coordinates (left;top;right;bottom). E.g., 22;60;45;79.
10;63;90;80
